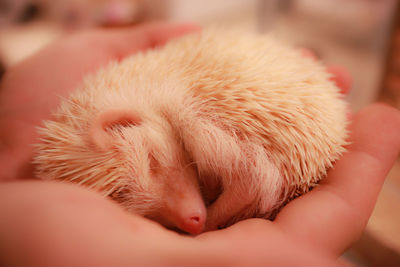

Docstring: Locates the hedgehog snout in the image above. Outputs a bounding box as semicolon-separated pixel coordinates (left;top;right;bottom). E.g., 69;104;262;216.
156;166;207;235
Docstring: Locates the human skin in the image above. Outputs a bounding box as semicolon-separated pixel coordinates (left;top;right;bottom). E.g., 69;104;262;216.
0;22;399;266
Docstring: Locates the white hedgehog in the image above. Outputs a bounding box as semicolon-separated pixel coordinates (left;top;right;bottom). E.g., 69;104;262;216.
34;29;348;235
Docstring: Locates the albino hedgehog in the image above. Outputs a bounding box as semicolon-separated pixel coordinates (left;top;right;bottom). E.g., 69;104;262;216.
34;29;348;235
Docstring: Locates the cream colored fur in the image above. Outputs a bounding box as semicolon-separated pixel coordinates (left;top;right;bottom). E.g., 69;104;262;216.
34;29;348;231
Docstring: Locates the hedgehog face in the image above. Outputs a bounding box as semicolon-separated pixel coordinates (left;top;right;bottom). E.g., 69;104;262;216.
35;105;207;234
91;108;207;234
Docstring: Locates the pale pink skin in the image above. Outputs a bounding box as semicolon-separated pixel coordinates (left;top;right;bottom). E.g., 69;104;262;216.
1;23;400;266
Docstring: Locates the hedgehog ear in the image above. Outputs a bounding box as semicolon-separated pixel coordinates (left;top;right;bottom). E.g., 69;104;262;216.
90;109;141;150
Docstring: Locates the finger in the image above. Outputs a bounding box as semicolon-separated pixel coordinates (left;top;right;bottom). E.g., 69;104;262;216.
275;103;400;255
0;181;186;266
327;65;352;95
197;219;349;267
103;21;201;59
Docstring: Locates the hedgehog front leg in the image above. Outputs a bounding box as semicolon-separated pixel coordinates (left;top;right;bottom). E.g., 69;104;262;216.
204;179;254;230
204;148;283;231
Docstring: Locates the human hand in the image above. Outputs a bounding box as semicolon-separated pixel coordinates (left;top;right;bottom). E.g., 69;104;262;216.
1;23;399;266
0;22;199;181
1;101;399;267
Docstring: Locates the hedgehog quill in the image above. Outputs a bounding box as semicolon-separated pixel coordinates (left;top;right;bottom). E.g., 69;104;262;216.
34;30;348;235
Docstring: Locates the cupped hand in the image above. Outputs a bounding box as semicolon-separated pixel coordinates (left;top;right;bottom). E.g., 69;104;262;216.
1;23;400;266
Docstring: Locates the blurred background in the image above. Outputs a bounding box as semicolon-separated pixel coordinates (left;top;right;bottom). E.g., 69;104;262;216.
0;0;399;266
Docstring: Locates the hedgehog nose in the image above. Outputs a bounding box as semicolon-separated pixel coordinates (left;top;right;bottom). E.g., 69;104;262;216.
180;209;206;235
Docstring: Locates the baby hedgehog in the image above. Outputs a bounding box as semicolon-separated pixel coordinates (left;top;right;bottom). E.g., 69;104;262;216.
34;29;348;235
